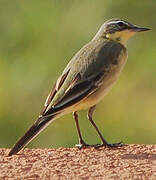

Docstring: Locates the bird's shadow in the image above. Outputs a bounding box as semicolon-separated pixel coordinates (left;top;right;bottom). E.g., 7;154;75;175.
121;153;156;160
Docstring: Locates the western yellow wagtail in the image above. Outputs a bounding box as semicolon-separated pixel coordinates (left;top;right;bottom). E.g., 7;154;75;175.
9;19;150;156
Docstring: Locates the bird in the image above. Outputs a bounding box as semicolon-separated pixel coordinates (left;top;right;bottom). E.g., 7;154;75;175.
8;19;150;156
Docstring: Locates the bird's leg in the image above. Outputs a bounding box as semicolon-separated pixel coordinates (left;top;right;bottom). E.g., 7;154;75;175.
73;111;90;148
87;105;124;148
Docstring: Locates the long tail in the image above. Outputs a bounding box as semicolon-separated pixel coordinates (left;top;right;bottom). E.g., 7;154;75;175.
8;115;56;156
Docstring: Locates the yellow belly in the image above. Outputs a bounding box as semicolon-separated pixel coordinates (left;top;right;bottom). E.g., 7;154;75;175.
73;72;120;111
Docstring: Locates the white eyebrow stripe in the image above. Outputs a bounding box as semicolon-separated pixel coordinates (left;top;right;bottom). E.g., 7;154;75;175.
108;20;129;26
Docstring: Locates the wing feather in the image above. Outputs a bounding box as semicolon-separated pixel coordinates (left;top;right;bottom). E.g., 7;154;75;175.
40;69;70;115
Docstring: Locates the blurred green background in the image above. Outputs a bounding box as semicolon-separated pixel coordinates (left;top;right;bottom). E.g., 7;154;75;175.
0;0;156;149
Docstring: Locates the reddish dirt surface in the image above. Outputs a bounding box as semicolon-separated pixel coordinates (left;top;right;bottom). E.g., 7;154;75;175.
0;144;156;179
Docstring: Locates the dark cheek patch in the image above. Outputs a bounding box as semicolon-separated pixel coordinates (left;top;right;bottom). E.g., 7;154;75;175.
106;25;118;34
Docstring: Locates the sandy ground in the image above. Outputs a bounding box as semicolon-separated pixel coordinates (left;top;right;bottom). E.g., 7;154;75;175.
0;144;156;179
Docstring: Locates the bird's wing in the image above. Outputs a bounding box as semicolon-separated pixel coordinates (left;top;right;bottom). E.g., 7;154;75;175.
40;40;124;117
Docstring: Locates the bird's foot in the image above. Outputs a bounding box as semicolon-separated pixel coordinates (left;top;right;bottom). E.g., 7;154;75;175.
94;141;126;149
75;139;100;149
75;139;126;149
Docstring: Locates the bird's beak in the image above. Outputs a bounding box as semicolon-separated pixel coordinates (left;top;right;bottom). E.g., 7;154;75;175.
130;25;151;32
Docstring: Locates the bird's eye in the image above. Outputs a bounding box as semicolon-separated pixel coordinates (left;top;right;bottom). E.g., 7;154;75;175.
117;21;125;27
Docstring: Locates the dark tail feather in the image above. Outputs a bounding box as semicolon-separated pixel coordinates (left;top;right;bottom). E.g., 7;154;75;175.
8;115;55;156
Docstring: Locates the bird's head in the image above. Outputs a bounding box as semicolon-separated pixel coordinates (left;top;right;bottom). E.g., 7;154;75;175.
93;19;150;44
